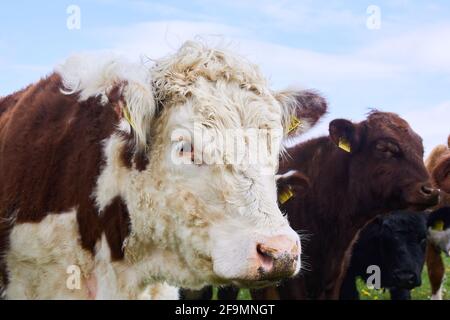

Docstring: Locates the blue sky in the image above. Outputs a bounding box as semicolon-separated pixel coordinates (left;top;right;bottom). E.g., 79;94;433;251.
1;0;449;154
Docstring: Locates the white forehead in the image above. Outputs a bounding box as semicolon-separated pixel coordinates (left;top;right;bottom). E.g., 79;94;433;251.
166;80;282;131
152;41;282;130
152;41;269;98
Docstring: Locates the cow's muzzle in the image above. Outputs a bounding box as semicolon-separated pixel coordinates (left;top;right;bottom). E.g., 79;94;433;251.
392;270;421;289
254;235;300;281
405;183;440;209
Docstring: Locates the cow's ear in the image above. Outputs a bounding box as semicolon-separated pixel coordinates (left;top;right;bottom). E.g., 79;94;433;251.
329;119;360;154
276;170;310;204
108;81;157;153
276;90;327;138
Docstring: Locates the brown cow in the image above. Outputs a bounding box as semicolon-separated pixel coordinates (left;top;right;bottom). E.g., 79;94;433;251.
425;135;450;300
252;111;439;300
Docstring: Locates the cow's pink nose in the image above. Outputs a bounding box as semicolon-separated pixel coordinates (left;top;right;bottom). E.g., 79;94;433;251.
255;235;300;280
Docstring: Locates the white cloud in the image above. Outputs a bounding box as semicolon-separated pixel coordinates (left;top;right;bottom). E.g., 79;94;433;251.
97;20;247;60
191;0;363;32
228;39;400;86
125;0;212;21
97;20;400;87
358;23;450;73
100;19;450;88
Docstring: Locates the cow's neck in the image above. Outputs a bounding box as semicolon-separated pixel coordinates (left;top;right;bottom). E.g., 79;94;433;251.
116;178;211;292
93;133;213;295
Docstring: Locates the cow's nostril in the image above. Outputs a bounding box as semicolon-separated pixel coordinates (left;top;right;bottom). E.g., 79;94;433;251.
421;185;433;195
256;243;275;271
254;235;300;280
407;274;417;286
394;271;417;287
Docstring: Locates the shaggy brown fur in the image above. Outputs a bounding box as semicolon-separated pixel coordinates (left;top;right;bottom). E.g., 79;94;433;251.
426;139;450;198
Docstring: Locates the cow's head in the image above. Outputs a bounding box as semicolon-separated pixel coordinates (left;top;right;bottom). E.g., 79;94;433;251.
376;212;427;289
101;42;327;288
432;147;450;193
329;111;439;211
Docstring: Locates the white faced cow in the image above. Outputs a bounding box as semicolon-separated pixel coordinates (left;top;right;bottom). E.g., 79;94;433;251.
0;41;327;299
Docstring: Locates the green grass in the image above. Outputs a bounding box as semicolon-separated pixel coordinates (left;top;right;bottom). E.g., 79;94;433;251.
357;255;450;300
211;287;252;300
223;256;450;300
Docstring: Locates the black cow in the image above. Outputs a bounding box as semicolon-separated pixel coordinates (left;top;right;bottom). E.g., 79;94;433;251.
340;211;428;300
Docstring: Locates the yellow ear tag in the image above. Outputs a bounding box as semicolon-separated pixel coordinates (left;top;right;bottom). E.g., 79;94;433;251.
279;186;295;204
433;220;444;231
338;137;351;153
288;116;302;134
122;105;137;131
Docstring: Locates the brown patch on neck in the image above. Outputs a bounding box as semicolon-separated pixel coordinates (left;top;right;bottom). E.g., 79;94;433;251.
134;149;149;171
117;131;149;171
101;197;131;261
118;132;135;169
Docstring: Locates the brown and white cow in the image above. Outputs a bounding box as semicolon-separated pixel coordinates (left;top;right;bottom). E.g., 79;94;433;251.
425;135;450;300
252;112;439;300
0;41;327;299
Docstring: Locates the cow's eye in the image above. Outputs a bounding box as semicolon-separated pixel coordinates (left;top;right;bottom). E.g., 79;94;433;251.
376;141;401;158
179;142;195;163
